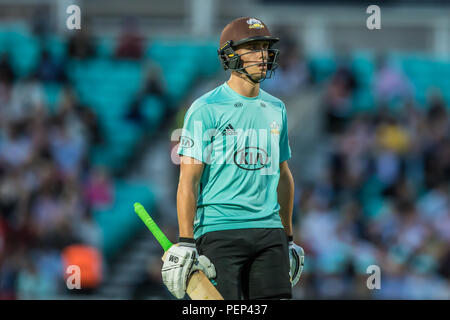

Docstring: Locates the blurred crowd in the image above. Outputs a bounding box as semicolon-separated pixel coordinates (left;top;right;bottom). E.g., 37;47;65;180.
0;27;131;299
261;29;310;97
292;55;450;299
0;17;449;300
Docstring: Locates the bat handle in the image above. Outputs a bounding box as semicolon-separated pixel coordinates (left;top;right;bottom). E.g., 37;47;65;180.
134;202;173;251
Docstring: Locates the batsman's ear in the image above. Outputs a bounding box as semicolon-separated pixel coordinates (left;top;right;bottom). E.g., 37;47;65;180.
218;40;240;71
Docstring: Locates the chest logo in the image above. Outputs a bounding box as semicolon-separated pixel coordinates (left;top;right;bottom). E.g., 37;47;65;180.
222;124;237;135
234;147;269;170
270;121;280;135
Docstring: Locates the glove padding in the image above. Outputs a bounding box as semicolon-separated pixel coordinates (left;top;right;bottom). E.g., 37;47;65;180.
289;241;305;287
161;242;216;299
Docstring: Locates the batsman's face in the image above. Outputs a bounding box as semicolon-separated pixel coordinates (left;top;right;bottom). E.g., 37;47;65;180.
235;41;270;80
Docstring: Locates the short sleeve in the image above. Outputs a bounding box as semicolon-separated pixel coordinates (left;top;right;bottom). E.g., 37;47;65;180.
279;103;291;163
177;103;215;163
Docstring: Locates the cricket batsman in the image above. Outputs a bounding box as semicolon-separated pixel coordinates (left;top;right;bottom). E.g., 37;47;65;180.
162;17;305;300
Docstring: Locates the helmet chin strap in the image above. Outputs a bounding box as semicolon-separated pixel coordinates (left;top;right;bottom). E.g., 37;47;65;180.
238;70;262;84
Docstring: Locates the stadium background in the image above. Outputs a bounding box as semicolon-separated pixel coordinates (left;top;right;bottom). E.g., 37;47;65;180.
0;0;449;300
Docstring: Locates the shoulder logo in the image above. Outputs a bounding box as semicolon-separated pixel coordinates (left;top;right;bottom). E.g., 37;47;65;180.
260;102;266;108
234;102;243;108
270;121;280;135
222;124;237;136
246;18;264;29
180;136;194;148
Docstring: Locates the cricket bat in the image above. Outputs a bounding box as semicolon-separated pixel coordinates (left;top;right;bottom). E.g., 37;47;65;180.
133;202;223;300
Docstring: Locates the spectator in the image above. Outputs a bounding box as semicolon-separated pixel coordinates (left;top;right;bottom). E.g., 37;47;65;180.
0;53;15;125
322;63;357;134
0;53;15;85
48;115;87;177
125;62;167;127
115;18;144;60
83;166;114;211
15;251;56;299
74;207;103;250
67;28;95;60
36;50;66;83
7;74;47;121
373;55;414;109
0;121;34;169
262;39;309;97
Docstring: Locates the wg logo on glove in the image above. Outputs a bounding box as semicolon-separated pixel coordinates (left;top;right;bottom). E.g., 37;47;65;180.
168;255;179;263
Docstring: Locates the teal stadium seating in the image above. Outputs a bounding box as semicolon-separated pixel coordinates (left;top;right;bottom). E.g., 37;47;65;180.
351;51;376;114
393;53;450;109
92;180;156;259
145;39;220;105
306;50;450;114
308;53;337;84
66;58;145;172
0;23;40;78
0;24;162;260
43;82;62;114
44;34;67;62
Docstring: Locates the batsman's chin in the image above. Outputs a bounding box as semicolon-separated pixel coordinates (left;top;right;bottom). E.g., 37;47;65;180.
249;70;267;80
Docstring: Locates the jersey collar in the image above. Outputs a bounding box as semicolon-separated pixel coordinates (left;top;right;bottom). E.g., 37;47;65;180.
223;81;261;101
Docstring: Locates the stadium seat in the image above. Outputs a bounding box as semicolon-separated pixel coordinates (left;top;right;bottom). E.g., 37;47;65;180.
141;95;164;126
67;57;148;173
308;54;337;84
93;180;156;259
96;36;116;58
8;28;41;78
145;39;219;104
43;82;62;114
44;35;67;62
351;52;375;88
0;28;9;54
351;88;375;114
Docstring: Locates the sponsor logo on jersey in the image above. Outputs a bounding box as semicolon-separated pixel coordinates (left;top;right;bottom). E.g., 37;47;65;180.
234;147;269;170
222;124;237;135
180;136;194;148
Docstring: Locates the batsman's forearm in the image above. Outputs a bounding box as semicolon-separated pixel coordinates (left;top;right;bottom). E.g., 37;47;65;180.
176;182;199;239
277;169;294;237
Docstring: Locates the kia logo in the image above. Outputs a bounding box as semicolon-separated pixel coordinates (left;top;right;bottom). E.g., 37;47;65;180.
179;136;194;148
233;147;269;170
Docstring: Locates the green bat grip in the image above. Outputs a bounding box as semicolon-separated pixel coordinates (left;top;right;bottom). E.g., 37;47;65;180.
134;202;173;252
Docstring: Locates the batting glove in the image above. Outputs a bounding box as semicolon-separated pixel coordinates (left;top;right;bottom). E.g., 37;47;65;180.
288;237;305;287
161;239;216;299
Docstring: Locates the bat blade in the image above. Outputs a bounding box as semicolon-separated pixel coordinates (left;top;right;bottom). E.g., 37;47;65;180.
187;271;223;300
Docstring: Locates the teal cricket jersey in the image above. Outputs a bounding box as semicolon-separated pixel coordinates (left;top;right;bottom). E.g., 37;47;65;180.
177;82;292;239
